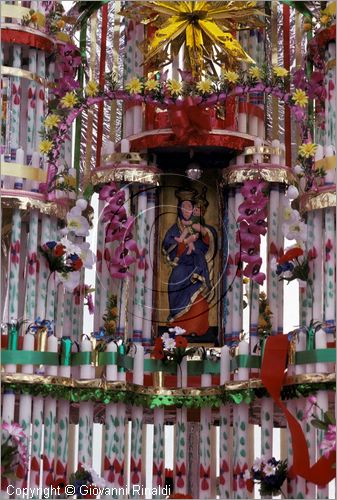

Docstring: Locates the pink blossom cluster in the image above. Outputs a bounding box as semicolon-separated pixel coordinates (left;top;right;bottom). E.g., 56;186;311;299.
100;183;145;279
236;180;268;285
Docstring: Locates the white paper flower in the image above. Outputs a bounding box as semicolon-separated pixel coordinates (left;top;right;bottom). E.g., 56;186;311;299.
78;241;96;269
76;198;88;211
163;337;176;350
285;221;307;242
170;326;186;336
263;463;275;476
293;164;303;175
161;332;170;342
66;213;90;237
57;271;81;291
60;237;81;256
286;185;299;200
69;205;82;216
252;457;264;471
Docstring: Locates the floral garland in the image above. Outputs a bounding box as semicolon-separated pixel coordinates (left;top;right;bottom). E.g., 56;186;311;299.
236;180;269;285
39;64;316;187
303;395;336;462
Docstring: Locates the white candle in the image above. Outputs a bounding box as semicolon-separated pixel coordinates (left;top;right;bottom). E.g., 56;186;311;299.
199;374;212;499
143;190;156;346
233;341;249;498
14;147;24;190
271;139;280;164
42;335;58;487
130;345;144;497
104;342;119;484
78;338;94;467
133;105;143;135
121;138;130;153
152;407;165;497
280;144;286;166
16;333;35;489
253;138;262;163
294;331;307;498
102;140;115;157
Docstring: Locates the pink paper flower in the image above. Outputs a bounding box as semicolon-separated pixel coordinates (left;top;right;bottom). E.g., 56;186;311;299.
99;183;118;201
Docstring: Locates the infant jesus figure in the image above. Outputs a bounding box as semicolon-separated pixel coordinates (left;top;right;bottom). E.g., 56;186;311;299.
176;199;207;255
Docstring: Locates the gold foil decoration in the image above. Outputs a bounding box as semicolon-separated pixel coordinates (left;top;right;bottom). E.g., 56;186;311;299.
1;194;71;218
1;372;335;396
101;152;148;164
37;327;48;352
91;167;160;186
222;165;294;186
2;66;53;87
153;371;164;388
299;190;336;213
1;162;47;182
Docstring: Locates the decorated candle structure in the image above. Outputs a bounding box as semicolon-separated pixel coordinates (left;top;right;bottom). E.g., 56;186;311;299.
78;337;95;467
26;48;37;164
175;357;188;495
54;337;72;487
35;50;45;151
25;208;39;322
232;189;243;344
253;137;262;163
152;407;165;498
199;373;212;499
224;191;235;344
14;147;24;189
132;188;147;343
16;332;35;489
233;341;249;499
42;335;58;488
130;345;144;497
270;139;280;164
36;215;51;320
294;330;307;498
324;208;335;344
103;342;120;490
143;189;156;346
219;346;231;498
315;328;329;499
31;151;40;192
10;44;21;160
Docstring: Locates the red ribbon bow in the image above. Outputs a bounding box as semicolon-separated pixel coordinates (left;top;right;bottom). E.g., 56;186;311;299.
168;98;212;140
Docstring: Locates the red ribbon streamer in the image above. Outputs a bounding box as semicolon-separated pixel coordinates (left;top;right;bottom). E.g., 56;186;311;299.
261;335;336;486
95;4;108;168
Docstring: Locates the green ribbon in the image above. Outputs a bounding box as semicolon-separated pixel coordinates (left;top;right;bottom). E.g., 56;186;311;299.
7;326;18;352
230;355;261;371
117;345;126;372
307;325;315;351
2;351;59;365
60;337;72;366
1;348;335;369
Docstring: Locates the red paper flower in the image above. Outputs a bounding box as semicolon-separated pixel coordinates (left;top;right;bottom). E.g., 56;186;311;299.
278;247;303;264
175;336;188;348
43;456;55;486
131;457;141;484
153;461;164;486
200;464;210;490
175;463;186;488
54;244;66;257
11;240;20;264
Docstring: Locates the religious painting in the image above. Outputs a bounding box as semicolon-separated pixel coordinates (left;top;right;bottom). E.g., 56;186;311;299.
156;175;220;344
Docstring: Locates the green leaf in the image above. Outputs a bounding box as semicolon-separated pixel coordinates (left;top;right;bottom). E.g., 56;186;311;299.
310;418;327;430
